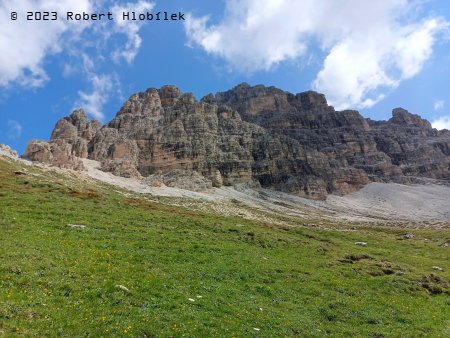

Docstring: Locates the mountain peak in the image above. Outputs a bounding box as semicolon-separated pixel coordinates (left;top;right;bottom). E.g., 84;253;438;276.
390;107;432;129
23;83;449;199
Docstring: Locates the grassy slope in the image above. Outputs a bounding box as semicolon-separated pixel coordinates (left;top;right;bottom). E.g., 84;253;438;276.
0;157;449;337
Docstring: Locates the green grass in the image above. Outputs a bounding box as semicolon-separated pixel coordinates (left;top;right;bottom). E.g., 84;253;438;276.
0;158;449;337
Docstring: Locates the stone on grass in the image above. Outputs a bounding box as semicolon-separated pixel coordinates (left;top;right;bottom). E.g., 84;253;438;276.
116;284;130;292
67;224;86;228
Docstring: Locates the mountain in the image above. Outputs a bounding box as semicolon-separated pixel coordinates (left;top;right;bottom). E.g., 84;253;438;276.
23;83;450;199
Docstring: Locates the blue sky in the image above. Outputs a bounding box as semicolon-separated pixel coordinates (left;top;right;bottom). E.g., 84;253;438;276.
1;0;450;154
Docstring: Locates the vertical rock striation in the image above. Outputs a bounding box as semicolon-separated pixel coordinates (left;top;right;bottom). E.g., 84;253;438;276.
23;83;450;199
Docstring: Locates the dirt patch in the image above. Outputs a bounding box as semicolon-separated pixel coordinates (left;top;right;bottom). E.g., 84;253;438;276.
124;198;160;210
421;274;449;294
340;254;373;263
69;189;102;199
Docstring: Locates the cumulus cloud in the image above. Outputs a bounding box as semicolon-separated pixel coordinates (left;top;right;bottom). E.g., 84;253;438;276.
7;120;22;139
0;0;92;87
0;0;154;119
432;116;450;130
313;17;442;109
185;0;447;109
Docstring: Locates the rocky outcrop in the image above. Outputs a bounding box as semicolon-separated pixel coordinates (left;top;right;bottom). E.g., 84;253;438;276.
50;108;102;158
214;83;450;189
23;109;101;171
0;144;18;158
23;84;450;199
24;139;85;170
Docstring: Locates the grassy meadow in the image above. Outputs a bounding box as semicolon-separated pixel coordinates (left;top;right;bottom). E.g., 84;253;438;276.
0;157;449;337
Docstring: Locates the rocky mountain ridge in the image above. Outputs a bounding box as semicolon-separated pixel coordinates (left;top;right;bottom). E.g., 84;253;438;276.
24;83;450;199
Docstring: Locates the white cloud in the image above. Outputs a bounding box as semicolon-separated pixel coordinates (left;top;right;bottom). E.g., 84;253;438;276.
76;74;115;120
0;0;154;120
434;100;445;110
0;0;152;81
73;54;120;120
111;1;155;64
7;120;22;139
314;17;443;109
0;0;93;87
185;0;309;71
185;0;447;109
432;116;450;130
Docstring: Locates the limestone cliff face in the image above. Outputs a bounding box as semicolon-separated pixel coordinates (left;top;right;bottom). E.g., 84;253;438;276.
24;109;101;170
23;83;450;199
